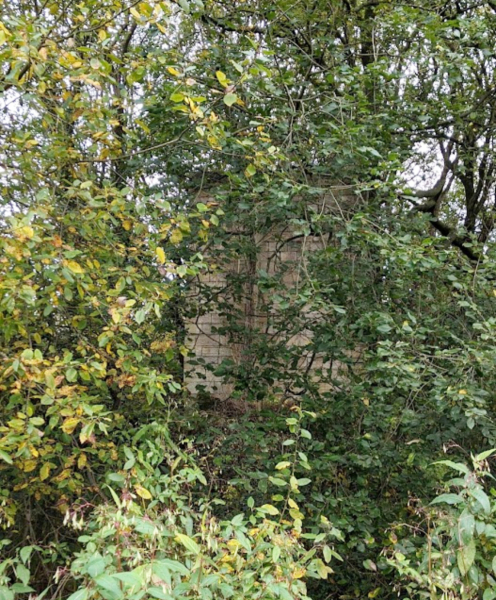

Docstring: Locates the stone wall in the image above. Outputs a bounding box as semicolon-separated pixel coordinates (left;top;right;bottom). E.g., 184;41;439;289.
184;186;360;400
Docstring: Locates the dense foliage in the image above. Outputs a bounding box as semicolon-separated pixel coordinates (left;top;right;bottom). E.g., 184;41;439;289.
2;1;496;599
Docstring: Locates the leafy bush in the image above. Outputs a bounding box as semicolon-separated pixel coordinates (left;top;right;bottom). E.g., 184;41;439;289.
1;420;342;600
66;496;338;600
387;450;496;599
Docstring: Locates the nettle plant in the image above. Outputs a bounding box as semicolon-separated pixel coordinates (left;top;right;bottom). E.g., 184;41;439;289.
65;499;335;600
387;450;496;600
0;417;342;600
63;425;340;600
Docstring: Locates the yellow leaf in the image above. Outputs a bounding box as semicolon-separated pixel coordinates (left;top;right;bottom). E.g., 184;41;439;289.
134;484;152;500
122;220;132;231
458;389;467;395
61;417;80;434
156;247;166;264
77;453;87;469
40;462;53;481
85;78;101;89
275;461;291;470
167;66;180;76
66;260;85;274
130;6;141;19
79;429;91;444
23;459;38;473
14;225;34;240
170;229;183;244
260;504;279;515
220;554;234;563
292;567;306;579
288;498;299;509
216;70;228;88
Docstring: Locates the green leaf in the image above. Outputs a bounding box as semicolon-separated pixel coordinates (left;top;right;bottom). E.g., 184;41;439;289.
87;555;106;578
177;0;190;13
0;587;14;600
457;538;476;576
223;93;237;107
153;560;189;576
170;92;185;103
245;164;256;177
433;460;469;474
430;493;464;505
471;487;491;515
0;450;13;465
15;564;30;585
66;589;89;600
94;574;124;599
231;513;244;526
363;559;377;572
147;588;170;600
475;448;496;462
300;429;312;439
135;309;146;324
458;511;475;545
276;585;294;600
175;533;201;555
269;476;287;487
10;584;34;594
19;546;33;564
66;367;78;382
152;562;171;584
112;572;142;588
296;478;312;486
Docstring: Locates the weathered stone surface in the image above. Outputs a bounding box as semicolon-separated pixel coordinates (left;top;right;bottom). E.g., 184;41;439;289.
184;187;361;399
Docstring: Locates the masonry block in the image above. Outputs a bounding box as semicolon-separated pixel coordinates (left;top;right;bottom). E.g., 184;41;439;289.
184;190;361;399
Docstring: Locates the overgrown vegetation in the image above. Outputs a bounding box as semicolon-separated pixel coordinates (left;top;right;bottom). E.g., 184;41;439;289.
2;1;496;599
